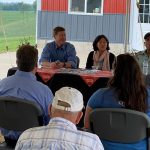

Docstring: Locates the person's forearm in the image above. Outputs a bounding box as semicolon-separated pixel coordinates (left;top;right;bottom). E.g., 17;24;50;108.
84;106;93;129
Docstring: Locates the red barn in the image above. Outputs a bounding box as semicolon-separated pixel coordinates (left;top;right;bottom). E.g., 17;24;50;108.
36;0;150;57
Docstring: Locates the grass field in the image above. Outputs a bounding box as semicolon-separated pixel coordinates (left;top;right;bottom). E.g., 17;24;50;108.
0;11;36;53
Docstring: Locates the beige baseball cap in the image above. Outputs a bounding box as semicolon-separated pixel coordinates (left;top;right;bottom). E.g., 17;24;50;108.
52;87;84;112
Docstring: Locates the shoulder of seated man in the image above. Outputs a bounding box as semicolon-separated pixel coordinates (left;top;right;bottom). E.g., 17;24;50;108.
136;50;145;55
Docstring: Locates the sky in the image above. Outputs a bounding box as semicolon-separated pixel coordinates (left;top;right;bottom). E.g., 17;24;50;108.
0;0;35;4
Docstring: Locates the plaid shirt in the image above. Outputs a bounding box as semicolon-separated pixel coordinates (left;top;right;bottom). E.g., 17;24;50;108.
135;50;150;74
15;117;104;150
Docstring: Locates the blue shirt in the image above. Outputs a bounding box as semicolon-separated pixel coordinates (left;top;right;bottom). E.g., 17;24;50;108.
15;117;104;150
0;70;53;140
40;41;77;68
88;87;150;150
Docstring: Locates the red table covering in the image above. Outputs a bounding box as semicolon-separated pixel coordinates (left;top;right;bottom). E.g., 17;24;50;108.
37;68;113;86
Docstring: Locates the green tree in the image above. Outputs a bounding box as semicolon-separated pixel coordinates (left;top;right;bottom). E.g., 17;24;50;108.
33;0;37;13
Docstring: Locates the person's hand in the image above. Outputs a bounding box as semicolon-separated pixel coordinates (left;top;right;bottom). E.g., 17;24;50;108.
56;62;65;68
41;62;57;68
41;62;51;68
49;62;57;68
56;62;72;68
64;62;72;68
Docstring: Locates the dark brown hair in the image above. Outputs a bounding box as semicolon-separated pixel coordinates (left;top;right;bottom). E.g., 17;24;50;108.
53;26;65;37
108;53;147;112
144;32;150;40
16;44;38;72
93;34;110;51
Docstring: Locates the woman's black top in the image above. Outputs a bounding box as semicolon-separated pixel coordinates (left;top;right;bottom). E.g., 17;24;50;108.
86;51;116;69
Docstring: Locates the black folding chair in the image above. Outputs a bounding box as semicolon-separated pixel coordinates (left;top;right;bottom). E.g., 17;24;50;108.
0;96;44;149
76;56;80;68
7;67;17;77
89;108;150;150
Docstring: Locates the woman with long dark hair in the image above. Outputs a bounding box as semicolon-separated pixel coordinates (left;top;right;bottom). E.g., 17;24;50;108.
86;35;115;70
84;53;150;149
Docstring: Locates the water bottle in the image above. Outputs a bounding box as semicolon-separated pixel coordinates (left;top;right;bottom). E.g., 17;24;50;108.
143;60;148;75
99;60;103;70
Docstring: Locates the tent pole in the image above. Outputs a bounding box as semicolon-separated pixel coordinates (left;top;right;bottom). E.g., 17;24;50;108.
124;0;130;53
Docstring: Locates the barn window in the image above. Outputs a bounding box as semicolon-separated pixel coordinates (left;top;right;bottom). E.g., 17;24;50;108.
69;0;103;15
139;0;150;23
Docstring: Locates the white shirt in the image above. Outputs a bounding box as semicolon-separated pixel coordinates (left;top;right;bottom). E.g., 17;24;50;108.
15;117;104;150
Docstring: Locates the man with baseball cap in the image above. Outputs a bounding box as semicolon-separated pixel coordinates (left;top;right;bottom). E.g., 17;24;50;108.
15;87;104;150
135;32;150;74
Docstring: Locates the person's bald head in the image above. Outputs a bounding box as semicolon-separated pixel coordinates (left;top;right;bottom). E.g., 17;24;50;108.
49;87;84;124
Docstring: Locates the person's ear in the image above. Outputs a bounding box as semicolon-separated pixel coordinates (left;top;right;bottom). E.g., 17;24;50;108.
34;63;38;71
48;105;52;117
144;41;146;47
75;111;83;125
53;34;56;40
